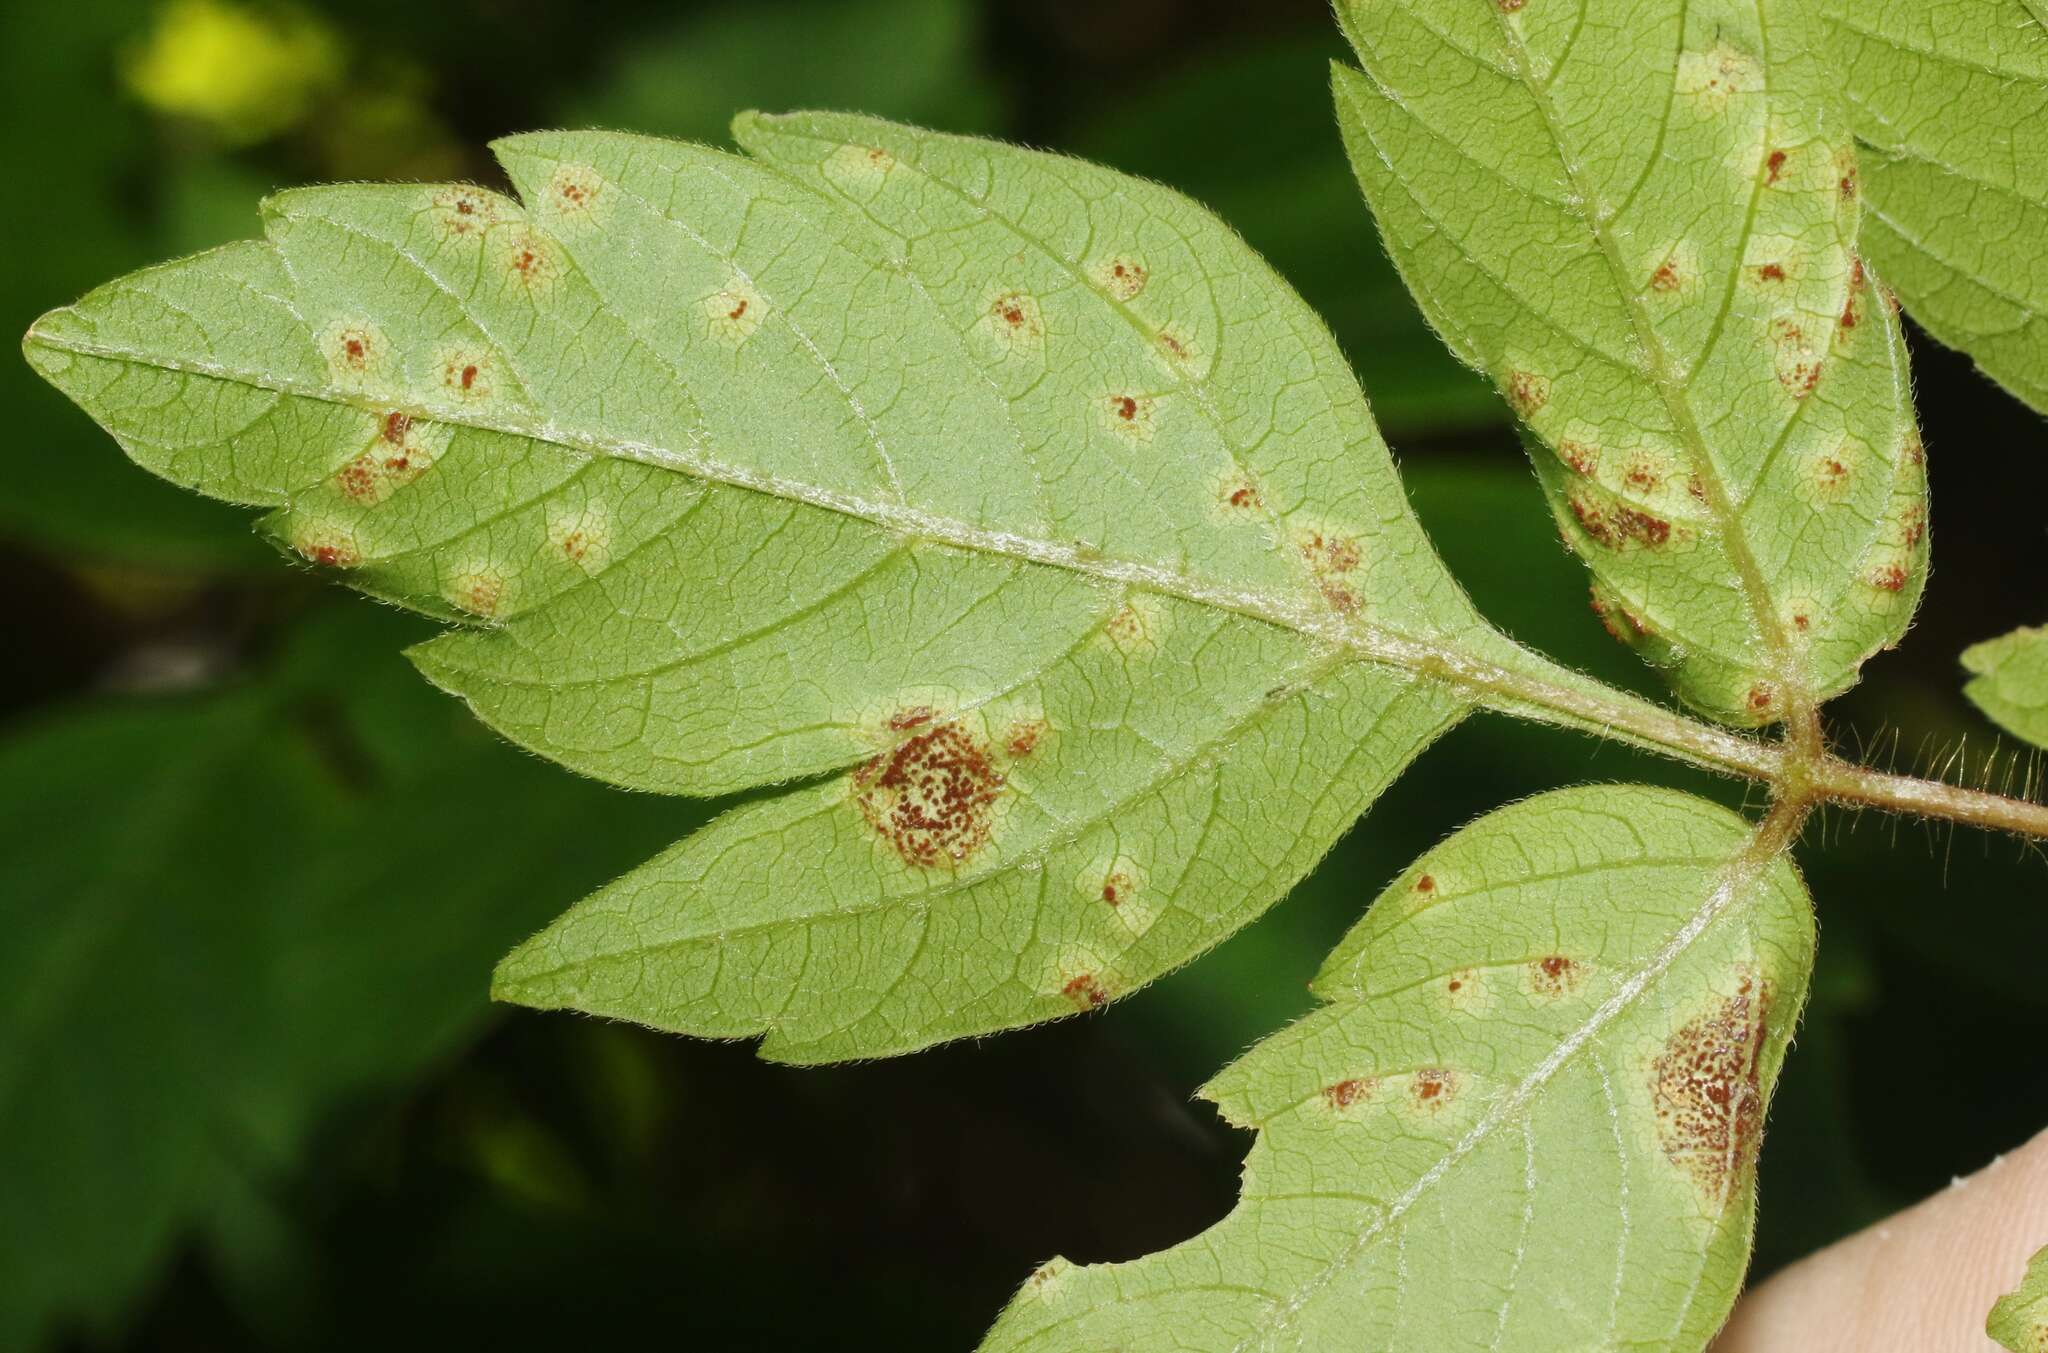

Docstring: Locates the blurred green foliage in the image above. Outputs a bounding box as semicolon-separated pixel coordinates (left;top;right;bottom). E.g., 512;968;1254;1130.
4;0;2046;1348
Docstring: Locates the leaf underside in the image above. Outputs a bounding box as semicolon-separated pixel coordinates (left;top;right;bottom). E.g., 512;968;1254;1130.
980;785;1815;1353
1826;0;2048;414
1333;0;1929;724
1990;1241;2048;1352
1964;626;2048;751
22;112;1553;1061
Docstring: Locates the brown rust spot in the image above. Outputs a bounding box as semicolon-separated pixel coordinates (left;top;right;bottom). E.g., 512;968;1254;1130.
1100;869;1132;906
1770;317;1824;397
1415;874;1435;895
1557;439;1599;476
1746;683;1777;715
1652;979;1773;1208
1529;955;1583;997
854;720;1006;868
1649;257;1681;292
1322;1078;1376;1110
1765;149;1787;184
1756;262;1787;283
1411;1068;1458;1110
1061;974;1109;1009
381;410;411;444
1868;563;1908;593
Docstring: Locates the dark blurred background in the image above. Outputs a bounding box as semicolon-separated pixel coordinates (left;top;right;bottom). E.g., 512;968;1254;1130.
2;1;2044;1348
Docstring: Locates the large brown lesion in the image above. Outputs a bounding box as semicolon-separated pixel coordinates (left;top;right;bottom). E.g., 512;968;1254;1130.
1651;976;1773;1210
853;718;1006;868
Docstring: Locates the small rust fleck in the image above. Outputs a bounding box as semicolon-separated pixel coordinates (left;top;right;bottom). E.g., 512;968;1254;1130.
1100;870;1132;906
1116;394;1138;420
1765;149;1787;184
1505;368;1550;417
1649;258;1681;292
1415;874;1435;894
1869;563;1908;593
1558;439;1598;476
1756;263;1787;283
1746;683;1776;713
1005;719;1047;758
854;720;1006;868
1652;979;1773;1208
887;706;936;732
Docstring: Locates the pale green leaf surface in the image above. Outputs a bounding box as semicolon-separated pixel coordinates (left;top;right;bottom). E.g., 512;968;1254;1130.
1963;625;2048;749
981;786;1815;1353
25;116;1519;1058
1991;1242;2048;1351
1825;0;2048;413
1333;0;1929;724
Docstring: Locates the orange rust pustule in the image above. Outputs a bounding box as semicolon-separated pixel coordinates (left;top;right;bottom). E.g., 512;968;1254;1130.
1322;1077;1375;1109
1651;979;1773;1208
853;721;1005;868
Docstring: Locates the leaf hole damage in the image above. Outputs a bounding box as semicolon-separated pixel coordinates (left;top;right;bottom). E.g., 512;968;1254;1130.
853;717;1006;868
1652;976;1773;1209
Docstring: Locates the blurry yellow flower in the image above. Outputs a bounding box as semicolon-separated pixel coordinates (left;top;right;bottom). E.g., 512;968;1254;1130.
122;0;344;143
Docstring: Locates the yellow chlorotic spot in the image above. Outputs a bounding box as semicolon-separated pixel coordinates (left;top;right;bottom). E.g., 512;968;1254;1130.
544;163;606;227
1090;255;1149;303
547;503;612;572
428;186;504;239
703;277;768;345
319;318;394;391
447;567;511;619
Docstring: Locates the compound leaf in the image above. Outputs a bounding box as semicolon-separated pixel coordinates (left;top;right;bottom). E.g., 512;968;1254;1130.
22;115;1558;1060
1963;626;2048;750
1991;1242;2048;1352
981;785;1815;1353
1333;0;1928;725
1825;0;2048;413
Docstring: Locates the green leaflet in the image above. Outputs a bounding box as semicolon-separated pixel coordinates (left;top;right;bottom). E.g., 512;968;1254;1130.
1826;0;2048;413
1333;0;1928;726
980;786;1815;1353
1991;1242;2048;1352
1964;626;2048;750
23;116;1542;1060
